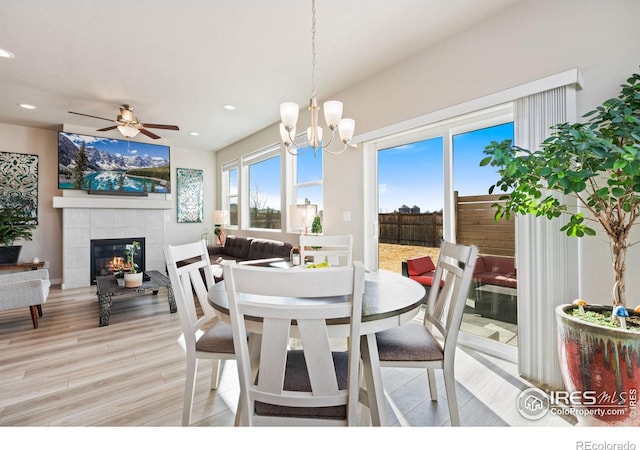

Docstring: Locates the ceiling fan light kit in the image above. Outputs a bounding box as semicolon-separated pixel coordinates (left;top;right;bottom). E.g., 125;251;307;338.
68;104;179;140
117;125;140;138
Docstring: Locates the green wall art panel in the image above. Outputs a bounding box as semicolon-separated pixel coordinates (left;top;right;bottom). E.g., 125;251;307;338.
0;151;38;222
176;168;203;223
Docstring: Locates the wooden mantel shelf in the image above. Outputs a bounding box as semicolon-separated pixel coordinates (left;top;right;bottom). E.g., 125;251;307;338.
53;196;172;210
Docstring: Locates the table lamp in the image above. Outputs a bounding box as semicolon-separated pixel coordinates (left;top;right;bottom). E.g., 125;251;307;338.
289;203;317;236
212;210;229;245
289;203;317;265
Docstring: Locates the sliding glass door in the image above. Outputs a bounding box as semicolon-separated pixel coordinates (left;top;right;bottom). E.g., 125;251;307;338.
452;122;516;350
369;104;517;358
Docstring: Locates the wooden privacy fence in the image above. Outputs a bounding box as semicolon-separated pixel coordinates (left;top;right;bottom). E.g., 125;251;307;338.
454;192;514;257
378;193;514;257
378;212;443;247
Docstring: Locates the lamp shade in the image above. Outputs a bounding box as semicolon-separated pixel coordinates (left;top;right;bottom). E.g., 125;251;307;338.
289;204;317;231
213;210;229;225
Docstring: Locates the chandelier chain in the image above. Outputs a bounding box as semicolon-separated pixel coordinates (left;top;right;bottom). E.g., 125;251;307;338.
279;0;355;156
311;0;317;98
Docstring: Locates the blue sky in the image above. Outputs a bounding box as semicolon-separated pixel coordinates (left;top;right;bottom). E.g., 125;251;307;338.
246;121;513;214
248;145;324;211
248;155;282;209
378;122;513;213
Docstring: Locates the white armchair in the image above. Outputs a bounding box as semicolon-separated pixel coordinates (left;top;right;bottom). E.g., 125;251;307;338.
0;269;50;328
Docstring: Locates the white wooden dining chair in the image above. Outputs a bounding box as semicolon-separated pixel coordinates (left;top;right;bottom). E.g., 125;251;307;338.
299;234;353;266
223;260;365;426
164;240;237;426
374;240;478;426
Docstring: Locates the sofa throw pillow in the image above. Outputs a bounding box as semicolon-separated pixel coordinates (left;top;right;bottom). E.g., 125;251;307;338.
406;256;435;276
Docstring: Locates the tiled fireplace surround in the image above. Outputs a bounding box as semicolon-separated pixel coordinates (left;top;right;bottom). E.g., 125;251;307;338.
54;195;170;289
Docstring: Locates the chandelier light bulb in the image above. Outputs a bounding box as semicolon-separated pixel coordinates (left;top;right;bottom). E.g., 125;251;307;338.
338;118;355;143
323;100;343;129
280;102;299;129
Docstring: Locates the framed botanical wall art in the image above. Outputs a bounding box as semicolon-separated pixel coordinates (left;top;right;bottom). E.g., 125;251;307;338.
0;151;38;222
176;168;203;223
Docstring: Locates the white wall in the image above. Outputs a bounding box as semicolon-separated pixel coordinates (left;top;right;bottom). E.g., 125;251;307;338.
0;123;60;279
164;146;217;246
215;0;640;307
0;122;216;284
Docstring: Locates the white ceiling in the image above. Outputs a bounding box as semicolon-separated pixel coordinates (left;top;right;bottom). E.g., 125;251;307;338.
0;0;521;151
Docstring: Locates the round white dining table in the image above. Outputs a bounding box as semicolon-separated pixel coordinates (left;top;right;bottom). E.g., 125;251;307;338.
207;268;426;426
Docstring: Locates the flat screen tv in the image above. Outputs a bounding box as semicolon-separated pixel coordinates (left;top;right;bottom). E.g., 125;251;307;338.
58;131;171;194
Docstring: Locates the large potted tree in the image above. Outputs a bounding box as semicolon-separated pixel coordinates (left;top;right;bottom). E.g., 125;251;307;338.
0;207;37;264
481;70;640;426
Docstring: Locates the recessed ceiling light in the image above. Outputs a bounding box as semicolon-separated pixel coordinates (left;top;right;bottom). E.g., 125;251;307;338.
18;103;37;110
190;132;200;136
223;104;236;111
0;48;15;58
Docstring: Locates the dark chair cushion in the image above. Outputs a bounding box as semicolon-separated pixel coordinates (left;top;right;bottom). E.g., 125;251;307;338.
254;350;348;420
195;320;236;354
376;322;444;362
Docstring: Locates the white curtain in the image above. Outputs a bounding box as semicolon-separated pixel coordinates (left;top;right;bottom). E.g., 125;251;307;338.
515;86;580;389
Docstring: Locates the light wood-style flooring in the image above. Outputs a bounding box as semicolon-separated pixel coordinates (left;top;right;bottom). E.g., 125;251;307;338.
0;283;573;430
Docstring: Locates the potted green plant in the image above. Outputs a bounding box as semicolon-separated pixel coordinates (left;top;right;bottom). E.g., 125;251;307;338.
311;216;323;250
123;241;142;288
113;266;125;287
481;69;640;426
311;216;322;234
0;207;37;264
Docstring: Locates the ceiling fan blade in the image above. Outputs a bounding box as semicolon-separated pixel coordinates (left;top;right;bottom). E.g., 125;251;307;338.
139;128;161;139
68;111;115;123
141;123;180;131
96;125;118;132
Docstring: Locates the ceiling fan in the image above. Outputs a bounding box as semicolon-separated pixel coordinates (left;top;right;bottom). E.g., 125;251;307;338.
68;104;180;140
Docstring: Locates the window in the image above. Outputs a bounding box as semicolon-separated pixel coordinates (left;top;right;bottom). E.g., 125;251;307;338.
222;161;238;227
244;146;281;230
452;122;514;197
291;144;323;230
378;137;442;214
224;140;324;234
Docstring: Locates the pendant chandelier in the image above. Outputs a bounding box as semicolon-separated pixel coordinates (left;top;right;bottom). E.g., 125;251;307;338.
279;0;355;157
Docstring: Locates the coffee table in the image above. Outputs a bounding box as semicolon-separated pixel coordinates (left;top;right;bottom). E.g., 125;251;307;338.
95;270;176;326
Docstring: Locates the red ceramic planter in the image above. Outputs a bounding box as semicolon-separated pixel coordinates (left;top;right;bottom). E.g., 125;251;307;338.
556;304;640;426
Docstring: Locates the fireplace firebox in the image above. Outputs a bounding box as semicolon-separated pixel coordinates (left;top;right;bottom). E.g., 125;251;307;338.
90;237;146;284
